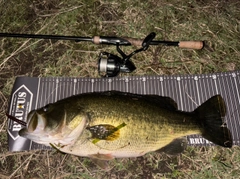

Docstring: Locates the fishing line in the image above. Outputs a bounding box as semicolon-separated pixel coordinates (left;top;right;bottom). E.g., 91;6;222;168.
6;113;27;126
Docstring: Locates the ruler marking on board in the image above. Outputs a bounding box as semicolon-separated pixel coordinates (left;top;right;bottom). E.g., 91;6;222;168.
177;77;183;110
223;73;236;144
227;74;238;143
194;75;200;106
230;73;240;144
35;78;41;109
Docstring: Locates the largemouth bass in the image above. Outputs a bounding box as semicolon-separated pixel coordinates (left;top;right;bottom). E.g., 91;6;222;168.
18;91;232;169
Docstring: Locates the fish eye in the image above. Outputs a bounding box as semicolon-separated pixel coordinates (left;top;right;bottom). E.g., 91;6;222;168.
43;104;50;112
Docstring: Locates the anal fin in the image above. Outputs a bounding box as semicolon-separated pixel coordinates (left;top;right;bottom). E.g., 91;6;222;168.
156;137;187;155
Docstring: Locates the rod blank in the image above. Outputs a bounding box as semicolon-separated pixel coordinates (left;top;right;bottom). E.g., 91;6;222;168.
0;33;204;49
0;33;92;42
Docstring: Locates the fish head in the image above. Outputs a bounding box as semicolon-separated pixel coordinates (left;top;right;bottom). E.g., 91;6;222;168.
19;101;88;147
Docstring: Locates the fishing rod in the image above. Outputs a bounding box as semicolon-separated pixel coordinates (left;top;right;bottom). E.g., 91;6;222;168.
0;32;204;77
0;32;204;49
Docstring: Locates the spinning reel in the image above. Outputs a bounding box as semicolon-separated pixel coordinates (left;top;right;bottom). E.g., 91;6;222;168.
98;32;156;77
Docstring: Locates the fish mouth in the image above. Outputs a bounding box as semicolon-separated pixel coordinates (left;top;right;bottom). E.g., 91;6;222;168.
19;110;46;137
19;109;88;146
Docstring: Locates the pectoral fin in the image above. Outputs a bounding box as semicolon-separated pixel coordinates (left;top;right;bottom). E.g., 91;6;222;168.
156;137;187;155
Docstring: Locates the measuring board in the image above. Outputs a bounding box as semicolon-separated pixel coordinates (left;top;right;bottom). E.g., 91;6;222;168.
7;71;240;151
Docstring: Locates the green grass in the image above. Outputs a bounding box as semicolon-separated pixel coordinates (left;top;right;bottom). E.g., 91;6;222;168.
1;0;240;178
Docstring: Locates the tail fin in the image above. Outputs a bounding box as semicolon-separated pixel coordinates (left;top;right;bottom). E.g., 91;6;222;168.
194;95;232;148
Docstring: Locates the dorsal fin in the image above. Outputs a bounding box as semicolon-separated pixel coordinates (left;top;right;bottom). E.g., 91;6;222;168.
141;95;178;110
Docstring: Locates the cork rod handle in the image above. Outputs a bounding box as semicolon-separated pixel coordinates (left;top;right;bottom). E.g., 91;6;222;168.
178;41;204;50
